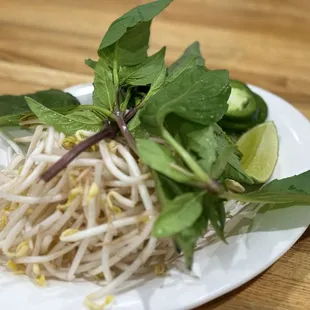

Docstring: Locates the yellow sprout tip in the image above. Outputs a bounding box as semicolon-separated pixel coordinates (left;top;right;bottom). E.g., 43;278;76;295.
57;186;83;210
139;215;149;223
0;214;7;231
110;206;122;214
15;240;30;257
87;183;99;201
7;260;26;275
154;264;166;276
93;272;105;281
5;202;19;212
105;295;114;305
60;228;80;238
7;260;17;271
35;274;47;287
62;136;78;150
84;295;114;310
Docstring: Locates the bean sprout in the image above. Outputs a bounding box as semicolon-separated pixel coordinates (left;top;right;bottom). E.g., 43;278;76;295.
0;126;176;307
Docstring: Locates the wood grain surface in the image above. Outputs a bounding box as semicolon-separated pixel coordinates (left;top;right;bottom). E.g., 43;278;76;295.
1;0;310;309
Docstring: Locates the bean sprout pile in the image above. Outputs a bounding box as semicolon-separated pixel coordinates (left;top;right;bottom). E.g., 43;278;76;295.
0;125;177;308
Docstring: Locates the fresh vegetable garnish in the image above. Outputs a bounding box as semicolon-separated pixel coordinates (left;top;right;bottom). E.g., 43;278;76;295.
0;0;310;308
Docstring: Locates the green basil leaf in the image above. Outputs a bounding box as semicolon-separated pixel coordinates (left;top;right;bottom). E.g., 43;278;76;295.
98;0;173;67
99;23;151;68
169;119;217;174
213;124;242;158
157;173;190;200
119;47;166;86
143;65;166;102
223;162;254;185
204;194;227;242
175;215;208;269
130;124;150;139
234;170;310;204
128;111;150;139
0;89;80;126
166;41;205;84
136;138;194;183
211;145;235;179
128;110;141;131
93;58;116;110
182;124;217;174
152;172;189;208
140;67;230;136
85;58;97;70
25;97;103;135
152;172;170;207
213;124;253;184
153;192;203;238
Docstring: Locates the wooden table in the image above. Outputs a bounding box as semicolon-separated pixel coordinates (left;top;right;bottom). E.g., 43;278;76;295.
1;0;310;309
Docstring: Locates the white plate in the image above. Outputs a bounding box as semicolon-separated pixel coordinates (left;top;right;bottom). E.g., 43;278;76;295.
0;84;310;310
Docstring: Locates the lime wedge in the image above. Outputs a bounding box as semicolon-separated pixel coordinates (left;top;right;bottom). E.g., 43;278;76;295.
236;121;279;183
